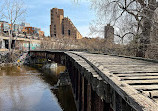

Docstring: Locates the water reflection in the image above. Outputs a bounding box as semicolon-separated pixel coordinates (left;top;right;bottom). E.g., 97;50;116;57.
53;86;77;111
0;65;76;111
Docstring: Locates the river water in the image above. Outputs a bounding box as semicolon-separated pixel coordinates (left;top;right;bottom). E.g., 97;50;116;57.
0;65;76;111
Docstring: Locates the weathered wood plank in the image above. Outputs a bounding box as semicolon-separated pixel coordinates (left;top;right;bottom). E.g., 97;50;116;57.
132;85;158;90
125;80;158;84
116;73;158;76
143;91;158;98
120;76;158;80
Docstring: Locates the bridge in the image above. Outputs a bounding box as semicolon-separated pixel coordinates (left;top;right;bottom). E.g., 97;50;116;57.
28;50;158;111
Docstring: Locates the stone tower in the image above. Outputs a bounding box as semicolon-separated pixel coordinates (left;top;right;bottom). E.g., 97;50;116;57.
104;24;114;43
50;8;64;38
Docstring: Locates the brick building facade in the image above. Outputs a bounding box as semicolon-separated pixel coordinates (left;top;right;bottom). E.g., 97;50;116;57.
0;21;44;37
50;8;82;39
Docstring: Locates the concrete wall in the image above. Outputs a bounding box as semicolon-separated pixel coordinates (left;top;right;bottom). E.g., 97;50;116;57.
0;36;41;51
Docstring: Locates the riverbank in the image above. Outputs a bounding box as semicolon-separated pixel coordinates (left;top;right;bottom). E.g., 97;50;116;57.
0;51;25;64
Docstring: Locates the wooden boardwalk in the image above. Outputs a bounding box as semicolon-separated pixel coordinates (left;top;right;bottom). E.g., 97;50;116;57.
69;51;158;111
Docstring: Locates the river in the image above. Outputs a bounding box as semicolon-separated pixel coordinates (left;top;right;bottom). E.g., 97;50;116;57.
0;65;76;111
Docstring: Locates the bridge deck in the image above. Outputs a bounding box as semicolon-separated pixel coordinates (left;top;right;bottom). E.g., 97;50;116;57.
68;51;158;111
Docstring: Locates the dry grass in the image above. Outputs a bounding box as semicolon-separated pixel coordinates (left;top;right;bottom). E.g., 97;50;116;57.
41;37;158;60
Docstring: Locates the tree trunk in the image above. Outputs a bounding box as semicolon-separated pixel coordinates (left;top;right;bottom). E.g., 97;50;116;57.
9;30;12;52
137;16;151;57
9;29;13;62
136;0;156;57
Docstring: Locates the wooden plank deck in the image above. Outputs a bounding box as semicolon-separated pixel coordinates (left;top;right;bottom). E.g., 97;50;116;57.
69;51;158;111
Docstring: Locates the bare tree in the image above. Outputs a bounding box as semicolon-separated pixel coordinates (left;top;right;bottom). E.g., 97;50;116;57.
2;0;26;55
90;0;158;57
0;1;4;20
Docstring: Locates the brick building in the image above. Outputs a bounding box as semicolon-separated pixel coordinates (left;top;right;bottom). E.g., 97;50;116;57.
24;27;35;35
39;30;44;37
50;8;64;38
24;27;44;37
50;8;82;39
0;21;10;34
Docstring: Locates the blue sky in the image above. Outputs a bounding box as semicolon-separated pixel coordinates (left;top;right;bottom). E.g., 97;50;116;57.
24;0;95;37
